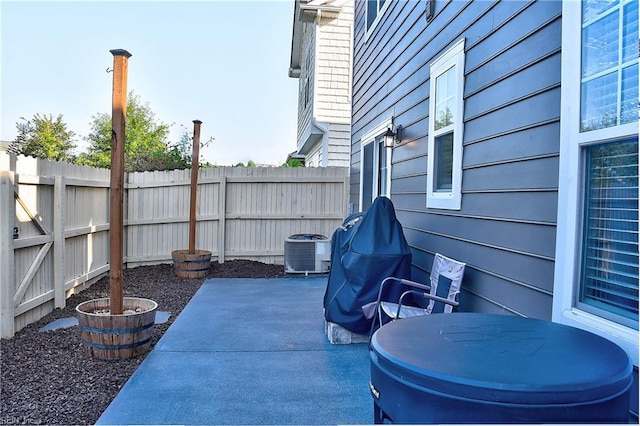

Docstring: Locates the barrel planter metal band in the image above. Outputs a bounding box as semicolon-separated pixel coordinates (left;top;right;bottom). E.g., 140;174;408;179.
80;337;152;350
78;321;155;334
171;249;212;278
76;297;158;361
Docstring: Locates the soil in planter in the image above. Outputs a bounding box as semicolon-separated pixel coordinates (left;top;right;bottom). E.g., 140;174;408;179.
92;308;146;314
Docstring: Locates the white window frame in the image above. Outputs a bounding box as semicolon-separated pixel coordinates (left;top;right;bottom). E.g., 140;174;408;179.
365;0;391;40
359;117;393;211
427;38;465;210
553;0;638;366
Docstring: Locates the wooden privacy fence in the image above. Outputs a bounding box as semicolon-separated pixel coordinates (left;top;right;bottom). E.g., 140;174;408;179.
0;152;349;337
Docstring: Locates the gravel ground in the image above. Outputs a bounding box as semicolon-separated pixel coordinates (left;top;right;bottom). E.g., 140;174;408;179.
0;260;285;425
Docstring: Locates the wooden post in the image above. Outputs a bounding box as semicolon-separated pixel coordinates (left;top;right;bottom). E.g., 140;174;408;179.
188;120;202;254
217;174;226;263
53;176;65;308
109;49;131;315
0;170;16;338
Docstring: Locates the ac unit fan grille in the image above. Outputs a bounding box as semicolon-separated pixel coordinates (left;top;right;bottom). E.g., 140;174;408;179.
285;241;317;271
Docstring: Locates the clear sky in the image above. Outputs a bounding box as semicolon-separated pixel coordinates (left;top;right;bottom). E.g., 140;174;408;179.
1;0;300;166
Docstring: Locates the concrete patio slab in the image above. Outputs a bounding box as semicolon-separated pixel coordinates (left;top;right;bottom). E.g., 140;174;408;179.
97;276;372;425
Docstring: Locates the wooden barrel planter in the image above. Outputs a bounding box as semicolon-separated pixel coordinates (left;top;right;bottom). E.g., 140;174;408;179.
76;297;158;361
171;249;212;278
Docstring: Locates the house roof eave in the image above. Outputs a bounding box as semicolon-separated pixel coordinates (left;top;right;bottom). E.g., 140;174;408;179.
299;2;342;21
289;1;343;79
289;1;303;79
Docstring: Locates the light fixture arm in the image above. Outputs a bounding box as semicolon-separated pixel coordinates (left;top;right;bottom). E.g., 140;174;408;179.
395;125;403;144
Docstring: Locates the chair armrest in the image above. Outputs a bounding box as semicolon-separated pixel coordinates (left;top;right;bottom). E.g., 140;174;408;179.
378;277;431;301
396;290;459;318
373;277;436;332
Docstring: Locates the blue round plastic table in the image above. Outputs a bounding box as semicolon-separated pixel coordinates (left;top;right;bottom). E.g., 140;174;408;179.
369;313;632;424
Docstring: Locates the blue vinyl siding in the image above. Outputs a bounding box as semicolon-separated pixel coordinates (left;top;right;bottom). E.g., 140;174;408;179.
350;0;562;320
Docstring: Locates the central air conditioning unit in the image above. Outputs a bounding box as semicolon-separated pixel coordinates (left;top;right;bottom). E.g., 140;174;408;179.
284;234;331;274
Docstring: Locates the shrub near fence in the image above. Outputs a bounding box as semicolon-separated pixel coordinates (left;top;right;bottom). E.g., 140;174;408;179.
0;152;349;337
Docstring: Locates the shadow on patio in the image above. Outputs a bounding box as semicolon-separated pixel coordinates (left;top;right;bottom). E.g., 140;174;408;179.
97;276;372;425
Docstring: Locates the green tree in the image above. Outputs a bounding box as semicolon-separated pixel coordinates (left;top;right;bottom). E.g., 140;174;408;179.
76;92;176;171
165;126;215;170
9;114;77;162
281;158;303;167
163;127;195;170
233;160;256;167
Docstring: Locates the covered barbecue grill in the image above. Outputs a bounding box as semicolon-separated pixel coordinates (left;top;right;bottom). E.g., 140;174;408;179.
323;197;412;335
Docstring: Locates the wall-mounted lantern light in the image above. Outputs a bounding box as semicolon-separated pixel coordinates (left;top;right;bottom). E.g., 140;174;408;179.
383;128;395;148
383;125;403;148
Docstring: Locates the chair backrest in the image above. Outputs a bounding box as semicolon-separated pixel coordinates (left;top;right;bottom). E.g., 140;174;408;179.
426;253;466;314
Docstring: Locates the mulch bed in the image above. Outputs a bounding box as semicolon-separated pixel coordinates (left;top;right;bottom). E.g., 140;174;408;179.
0;260;285;425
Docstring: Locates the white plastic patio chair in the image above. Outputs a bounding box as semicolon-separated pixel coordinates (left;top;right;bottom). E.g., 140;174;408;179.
366;253;466;336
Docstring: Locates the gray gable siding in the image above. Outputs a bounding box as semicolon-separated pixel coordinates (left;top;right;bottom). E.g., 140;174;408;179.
350;0;562;320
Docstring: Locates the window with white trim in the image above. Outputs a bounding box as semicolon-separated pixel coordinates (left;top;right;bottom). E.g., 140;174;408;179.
366;0;390;34
580;0;638;131
554;0;638;363
579;139;638;329
360;118;393;211
427;39;465;210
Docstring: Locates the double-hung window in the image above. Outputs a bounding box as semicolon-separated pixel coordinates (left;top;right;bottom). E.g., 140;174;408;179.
427;39;465;210
360;118;393;211
554;0;638;363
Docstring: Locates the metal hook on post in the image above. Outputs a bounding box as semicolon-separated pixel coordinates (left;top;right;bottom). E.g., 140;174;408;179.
106;67;113;73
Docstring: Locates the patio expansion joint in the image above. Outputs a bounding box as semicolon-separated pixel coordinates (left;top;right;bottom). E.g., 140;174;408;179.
154;348;353;354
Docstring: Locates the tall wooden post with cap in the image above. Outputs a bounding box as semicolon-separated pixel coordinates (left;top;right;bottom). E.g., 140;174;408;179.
108;49;131;315
171;120;212;278
188;120;202;254
76;48;157;361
